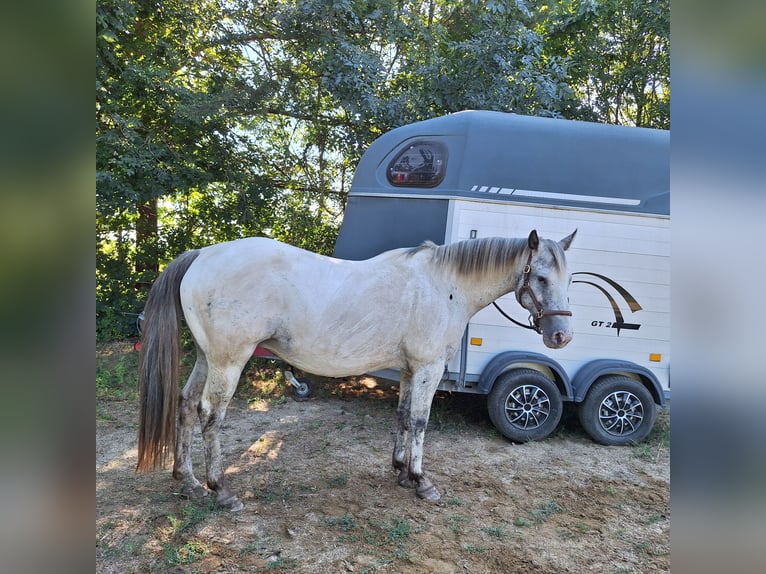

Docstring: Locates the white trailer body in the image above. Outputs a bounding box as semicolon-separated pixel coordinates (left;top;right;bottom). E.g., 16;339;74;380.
333;111;669;445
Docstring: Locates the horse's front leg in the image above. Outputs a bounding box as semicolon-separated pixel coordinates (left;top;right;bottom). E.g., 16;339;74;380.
393;369;414;488
406;362;445;502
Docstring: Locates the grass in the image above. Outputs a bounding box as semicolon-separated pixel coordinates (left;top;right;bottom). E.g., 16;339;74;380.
514;498;564;528
530;499;564;524
254;483;294;503
158;499;220;566
163;539;210;565
481;525;508;539
267;557;300;570
633;407;670;461
166;499;219;536
447;513;470;534
327;513;414;567
326;473;350;488
328;514;359;532
96;342;139;400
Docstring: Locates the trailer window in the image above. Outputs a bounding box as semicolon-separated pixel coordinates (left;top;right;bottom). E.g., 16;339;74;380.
387;141;447;187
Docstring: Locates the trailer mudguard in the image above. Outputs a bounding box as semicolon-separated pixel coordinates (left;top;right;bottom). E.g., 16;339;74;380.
478;351;573;400
571;358;667;406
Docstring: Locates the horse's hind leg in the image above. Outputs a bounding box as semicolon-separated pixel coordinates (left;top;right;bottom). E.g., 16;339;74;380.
173;353;208;501
198;360;249;512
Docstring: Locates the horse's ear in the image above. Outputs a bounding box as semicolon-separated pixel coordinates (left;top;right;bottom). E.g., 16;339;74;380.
527;229;540;250
559;229;577;251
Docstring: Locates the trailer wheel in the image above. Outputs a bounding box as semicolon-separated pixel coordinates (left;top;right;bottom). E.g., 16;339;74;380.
578;376;656;445
487;369;563;442
292;378;312;399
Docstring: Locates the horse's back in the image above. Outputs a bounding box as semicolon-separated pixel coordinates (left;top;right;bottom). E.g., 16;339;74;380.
176;237;445;375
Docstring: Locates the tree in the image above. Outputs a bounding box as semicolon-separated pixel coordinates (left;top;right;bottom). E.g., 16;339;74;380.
543;0;669;128
97;0;259;336
96;0;669;340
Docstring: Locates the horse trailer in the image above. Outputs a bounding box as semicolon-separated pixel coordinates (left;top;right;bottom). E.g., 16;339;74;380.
332;110;669;446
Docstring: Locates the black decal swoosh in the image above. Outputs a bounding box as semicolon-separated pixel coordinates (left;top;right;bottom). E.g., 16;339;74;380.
573;280;625;324
572;272;642;312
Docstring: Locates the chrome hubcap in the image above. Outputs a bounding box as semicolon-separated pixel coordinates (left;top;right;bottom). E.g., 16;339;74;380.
505;385;551;429
599;391;644;436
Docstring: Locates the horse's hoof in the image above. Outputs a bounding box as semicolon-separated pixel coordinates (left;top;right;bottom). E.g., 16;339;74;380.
397;468;415;488
216;494;244;512
416;480;441;502
181;484;209;502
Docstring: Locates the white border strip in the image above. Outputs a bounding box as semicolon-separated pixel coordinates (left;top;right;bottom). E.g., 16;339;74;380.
511;188;641;206
469;185;641;206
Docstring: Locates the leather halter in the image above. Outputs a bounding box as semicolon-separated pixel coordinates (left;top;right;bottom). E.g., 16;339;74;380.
493;250;572;334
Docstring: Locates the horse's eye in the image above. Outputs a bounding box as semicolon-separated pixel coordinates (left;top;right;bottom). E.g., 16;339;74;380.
537;276;547;284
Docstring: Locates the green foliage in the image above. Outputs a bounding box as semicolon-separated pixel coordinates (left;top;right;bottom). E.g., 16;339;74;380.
96;0;669;340
96;344;139;399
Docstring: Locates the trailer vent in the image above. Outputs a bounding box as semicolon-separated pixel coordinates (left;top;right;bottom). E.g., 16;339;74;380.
387;140;447;188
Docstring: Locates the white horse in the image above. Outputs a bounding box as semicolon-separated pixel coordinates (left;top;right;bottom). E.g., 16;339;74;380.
137;229;576;511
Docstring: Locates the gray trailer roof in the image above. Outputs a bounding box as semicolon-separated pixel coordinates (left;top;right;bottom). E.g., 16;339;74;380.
348;111;669;215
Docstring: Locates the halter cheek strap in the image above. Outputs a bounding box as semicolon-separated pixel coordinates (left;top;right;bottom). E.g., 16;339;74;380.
499;251;572;334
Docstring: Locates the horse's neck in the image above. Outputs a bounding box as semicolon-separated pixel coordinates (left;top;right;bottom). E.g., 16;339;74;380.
451;267;520;316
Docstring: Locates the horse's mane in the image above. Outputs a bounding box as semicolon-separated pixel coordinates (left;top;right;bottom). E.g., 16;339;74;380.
408;236;565;278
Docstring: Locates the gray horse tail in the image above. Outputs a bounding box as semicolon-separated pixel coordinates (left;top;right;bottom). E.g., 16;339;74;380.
136;249;200;472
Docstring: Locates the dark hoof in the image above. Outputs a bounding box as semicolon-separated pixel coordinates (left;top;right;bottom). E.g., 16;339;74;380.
181;484;209;502
216;493;244;512
416;479;441;502
397;468;415;488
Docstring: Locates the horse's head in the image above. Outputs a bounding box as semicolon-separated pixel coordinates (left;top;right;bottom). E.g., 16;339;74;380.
515;229;577;349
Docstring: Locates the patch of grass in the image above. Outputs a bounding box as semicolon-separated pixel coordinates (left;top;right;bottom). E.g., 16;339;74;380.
634;407;670;461
96;344;139;400
326;474;350;488
166;499;218;536
513;499;564;528
481;525;507;539
254;481;294;503
574;521;592;533
465;543;489;554
447;513;470;534
327;514;358;532
445;496;464;507
385;517;412;541
530;499;563;525
513;517;533;528
359;518;413;547
428;396;468;433
643;513;666;525
267;557;299;570
96;405;115;422
163;539;210;565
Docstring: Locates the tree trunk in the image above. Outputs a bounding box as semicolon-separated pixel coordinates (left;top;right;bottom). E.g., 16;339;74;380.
134;198;158;292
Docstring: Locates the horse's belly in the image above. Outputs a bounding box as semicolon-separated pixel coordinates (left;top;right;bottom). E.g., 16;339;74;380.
261;339;401;378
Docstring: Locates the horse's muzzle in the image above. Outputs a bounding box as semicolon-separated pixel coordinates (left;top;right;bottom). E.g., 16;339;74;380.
543;329;573;349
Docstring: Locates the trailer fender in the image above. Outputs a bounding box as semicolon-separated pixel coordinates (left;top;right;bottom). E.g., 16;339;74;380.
478;351;573;400
571;359;666;407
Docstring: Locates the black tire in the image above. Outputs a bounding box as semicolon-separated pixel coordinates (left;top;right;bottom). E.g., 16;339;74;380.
292;378;312;399
487;369;563;442
578;375;656;446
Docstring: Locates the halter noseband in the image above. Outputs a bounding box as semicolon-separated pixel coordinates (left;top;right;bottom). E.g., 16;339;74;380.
493;250;572;334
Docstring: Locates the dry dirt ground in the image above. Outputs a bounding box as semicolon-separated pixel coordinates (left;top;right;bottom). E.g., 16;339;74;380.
97;350;669;574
